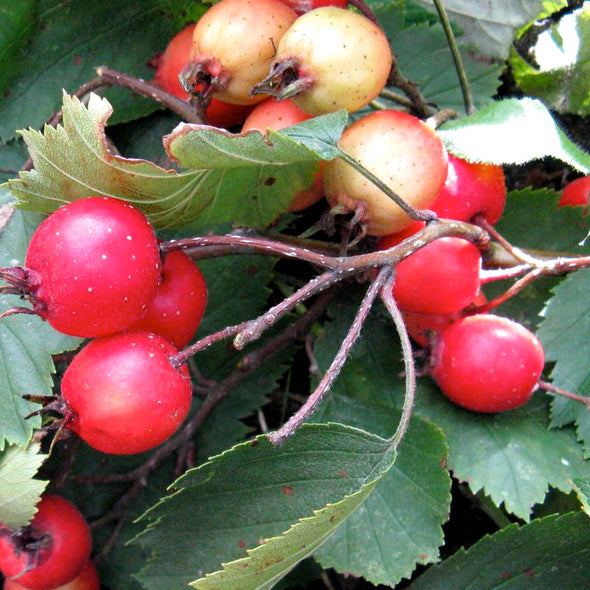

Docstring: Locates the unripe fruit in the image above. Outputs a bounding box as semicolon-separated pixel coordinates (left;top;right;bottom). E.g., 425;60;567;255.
559;175;590;212
183;0;298;105
0;495;92;590
251;7;393;115
13;197;161;338
3;561;99;590
129;250;208;348
431;315;545;413
430;154;506;225
323;110;448;235
242;98;324;211
61;331;192;455
152;23;253;127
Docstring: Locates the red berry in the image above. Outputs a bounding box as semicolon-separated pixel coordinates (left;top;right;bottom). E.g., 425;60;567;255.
430;154;506;225
183;0;298;106
61;331;192;454
252;7;392;115
430;315;545;413
129;250;208;348
559;175;590;211
19;197;161;338
3;561;99;590
242;98;324;211
323;110;448;235
0;495;91;590
378;232;482;314
152;23;253;127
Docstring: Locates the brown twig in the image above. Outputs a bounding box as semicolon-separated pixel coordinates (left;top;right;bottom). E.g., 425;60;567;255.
538;380;590;411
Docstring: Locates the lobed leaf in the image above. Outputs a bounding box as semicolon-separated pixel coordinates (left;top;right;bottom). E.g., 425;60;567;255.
410;512;590;589
5;93;331;231
0;442;47;529
131;423;395;590
0;208;81;450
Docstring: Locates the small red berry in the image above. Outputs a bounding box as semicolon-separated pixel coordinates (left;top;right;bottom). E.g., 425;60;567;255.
559;175;590;212
0;495;91;590
430;315;545;413
3;561;99;590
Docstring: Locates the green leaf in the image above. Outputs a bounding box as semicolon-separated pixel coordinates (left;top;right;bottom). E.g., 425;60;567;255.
410;512;590;589
414;0;547;59
571;477;590;517
0;208;81;450
5;92;325;231
313;295;590;520
0;442;48;529
510;6;590;116
537;269;590;456
438;97;590;172
311;396;451;587
0;0;197;142
131;423;395;590
191;483;378;590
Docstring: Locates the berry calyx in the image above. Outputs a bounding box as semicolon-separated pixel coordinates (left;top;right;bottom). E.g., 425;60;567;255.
129;250;208;348
61;331;192;455
251;7;393;115
0;197;161;338
0;495;92;590
181;0;298;105
323;110;448;235
151;23;253;127
430;154;506;225
430;315;545;413
279;0;347;15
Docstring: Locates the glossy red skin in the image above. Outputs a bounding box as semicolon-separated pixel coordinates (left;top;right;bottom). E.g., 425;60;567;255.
3;561;99;590
403;290;487;348
0;496;91;590
279;0;347;14
24;197;160;338
129;250;208;348
380;232;482;315
61;331;192;454
242;98;323;211
431;155;506;225
431;315;545;413
559;175;590;211
152;23;253;127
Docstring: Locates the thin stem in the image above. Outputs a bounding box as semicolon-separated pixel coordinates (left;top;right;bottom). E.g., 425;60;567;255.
267;267;390;444
538;380;590;411
338;151;439;224
472;269;544;313
432;0;474;115
379;271;416;449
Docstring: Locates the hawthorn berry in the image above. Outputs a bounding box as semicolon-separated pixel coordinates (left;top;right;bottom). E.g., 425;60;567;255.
129;250;208;348
251;7;393;115
430;154;506;225
61;331;192;455
430;315;545;413
152;23;253;127
181;0;298;105
1;197;161;338
242;98;324;211
323;110;448;235
0;495;91;590
3;561;99;590
559;175;590;211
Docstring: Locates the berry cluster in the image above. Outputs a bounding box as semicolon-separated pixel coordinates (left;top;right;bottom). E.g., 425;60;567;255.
148;0;548;415
1;196;206;455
